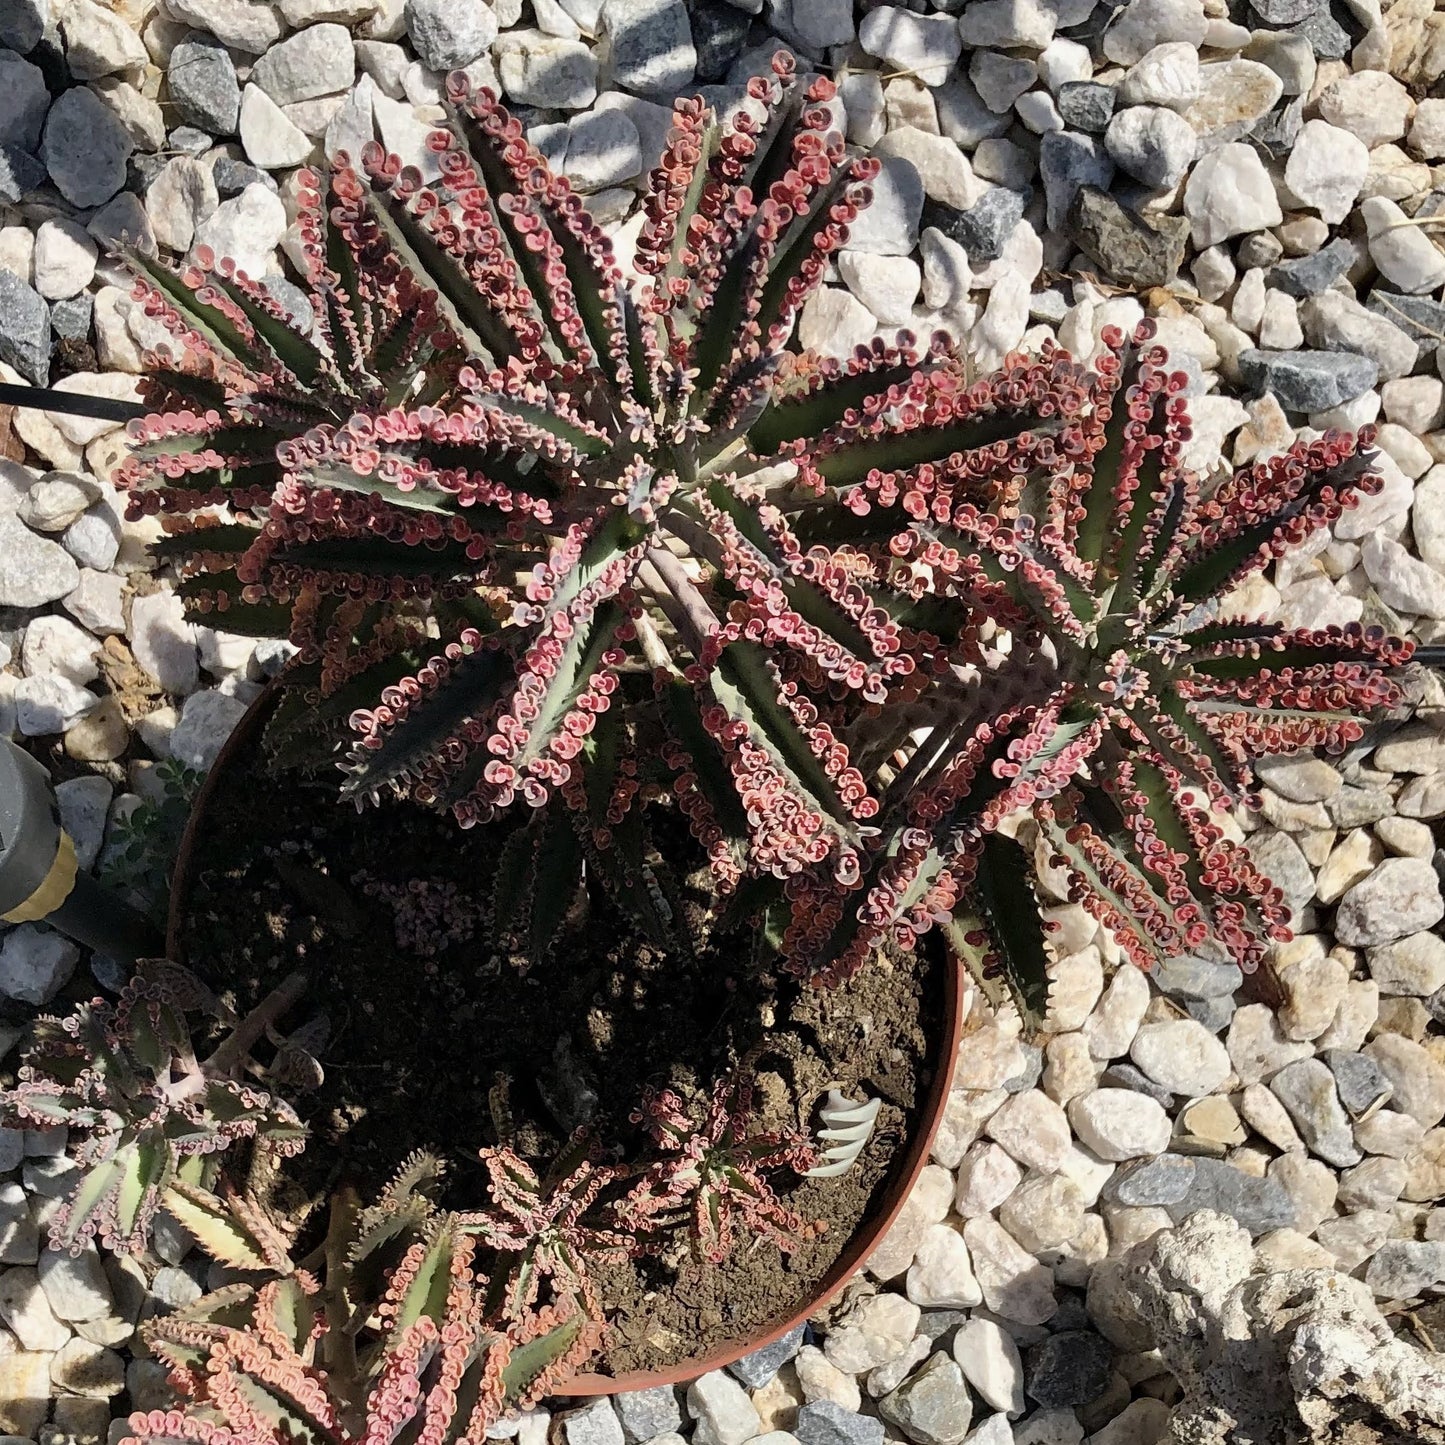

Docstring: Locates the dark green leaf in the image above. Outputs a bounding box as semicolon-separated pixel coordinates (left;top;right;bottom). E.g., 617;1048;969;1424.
1168;449;1375;604
808;412;1063;490
489;821;541;950
209;272;326;389
967;833;1053;1027
528;813;583;962
341;643;515;801
125;249;268;376
503;1310;588;1402
749;360;924;456
710;641;857;833
660;678;750;853
362;184;516;367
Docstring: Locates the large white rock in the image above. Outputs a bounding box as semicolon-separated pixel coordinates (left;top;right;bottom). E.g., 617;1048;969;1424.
1082;965;1151;1061
250;23;356;105
1068;1089;1172;1161
1360;195;1445;294
146;157;220;253
1183;143;1282;248
873;126;988;212
128;590;199;696
983;1089;1072;1173
0;1266;72;1350
798;286;877;359
1285;120;1369;226
838;251;922;327
1102;0;1208;64
1317;70;1414;149
906;1222;982;1308
156;0;283;53
823;1292;921;1373
1130;1019;1232;1096
859;7;962;87
495;32;598;109
685;1371;759;1445
961;1218;1058;1325
1336;858;1445;945
22;614;99;686
998;1172;1086;1252
957;0;1057;49
1363;534;1445;618
239;85;314;169
953;1141;1023;1217
37;1246;113;1324
32;218;98;302
951;1318;1025;1415
1118;41;1201;109
14;675;98;736
192;183;288;277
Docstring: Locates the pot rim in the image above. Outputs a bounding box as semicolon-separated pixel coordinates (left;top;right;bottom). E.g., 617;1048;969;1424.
167;679;966;1394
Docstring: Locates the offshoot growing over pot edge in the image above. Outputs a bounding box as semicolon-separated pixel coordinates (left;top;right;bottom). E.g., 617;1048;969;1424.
128;1154;601;1445
0;961;310;1263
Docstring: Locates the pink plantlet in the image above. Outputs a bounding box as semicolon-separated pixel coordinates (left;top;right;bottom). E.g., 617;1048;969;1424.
459;1140;633;1319
615;1075;824;1265
353;872;482;961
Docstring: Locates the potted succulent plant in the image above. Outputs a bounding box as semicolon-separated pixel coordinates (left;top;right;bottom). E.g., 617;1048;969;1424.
0;51;1428;1419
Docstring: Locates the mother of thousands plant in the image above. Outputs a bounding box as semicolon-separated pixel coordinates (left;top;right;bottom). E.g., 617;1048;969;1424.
0;961;311;1264
128;1156;603;1445
114;53;1416;1019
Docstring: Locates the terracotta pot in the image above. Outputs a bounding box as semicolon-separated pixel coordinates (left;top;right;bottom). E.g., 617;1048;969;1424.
167;681;966;1394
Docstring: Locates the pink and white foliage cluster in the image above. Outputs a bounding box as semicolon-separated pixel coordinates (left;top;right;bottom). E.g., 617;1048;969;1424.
115;53;1417;1006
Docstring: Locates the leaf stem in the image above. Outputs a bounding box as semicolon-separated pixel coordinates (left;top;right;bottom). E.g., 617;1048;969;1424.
202;972;309;1083
642;546;717;651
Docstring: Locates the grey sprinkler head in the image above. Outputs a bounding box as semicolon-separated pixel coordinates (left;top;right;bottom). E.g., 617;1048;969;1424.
1;739;162;964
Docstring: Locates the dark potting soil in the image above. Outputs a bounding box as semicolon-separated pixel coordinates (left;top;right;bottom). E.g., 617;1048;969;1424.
179;721;943;1375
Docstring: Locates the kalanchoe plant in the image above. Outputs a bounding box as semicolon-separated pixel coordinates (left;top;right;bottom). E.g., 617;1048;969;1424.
130;1156;600;1445
782;323;1415;991
115;57;1078;1001
109;53;1419;1016
0;961;309;1260
461;1140;631;1319
615;1077;824;1264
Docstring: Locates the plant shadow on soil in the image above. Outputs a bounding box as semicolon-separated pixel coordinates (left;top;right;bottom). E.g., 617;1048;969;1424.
180;725;944;1373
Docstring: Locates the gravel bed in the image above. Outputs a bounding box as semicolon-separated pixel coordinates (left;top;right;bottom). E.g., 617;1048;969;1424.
1;0;1444;1443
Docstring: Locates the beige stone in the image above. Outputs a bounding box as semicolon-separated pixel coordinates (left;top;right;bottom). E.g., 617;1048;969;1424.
1269;1152;1338;1233
1276;941;1349;1042
1043;1032;1100;1105
1406;1128;1445;1202
0;1350;52;1436
1240;1081;1305;1153
1366;1034;1445;1126
1180;1095;1247;1147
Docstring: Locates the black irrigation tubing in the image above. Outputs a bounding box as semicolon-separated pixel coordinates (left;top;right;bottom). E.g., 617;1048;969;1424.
0;381;149;424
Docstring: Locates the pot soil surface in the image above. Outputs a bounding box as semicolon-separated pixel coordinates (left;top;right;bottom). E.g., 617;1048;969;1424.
179;728;942;1374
